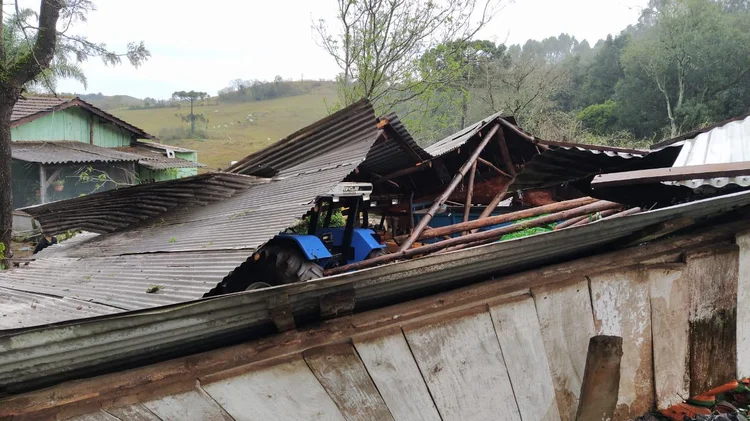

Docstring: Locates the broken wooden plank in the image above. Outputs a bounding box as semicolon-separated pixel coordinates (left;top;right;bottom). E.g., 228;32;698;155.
686;246;739;395
737;232;750;379
201;357;346;421
592;161;750;188
533;279;596;421
142;386;234;421
490;297;561;421
575;336;623;421
589;269;654;420
648;266;690;409
304;344;395;421
354;329;442;421
403;309;521;421
105;404;162;421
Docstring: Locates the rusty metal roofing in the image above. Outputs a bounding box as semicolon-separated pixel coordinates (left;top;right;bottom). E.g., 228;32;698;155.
226;99;376;177
10;96;67;121
424;111;504;156
5;101;380;320
512;144;680;191
666;115;750;190
22;172;262;234
10;96;154;139
357;112;432;175
1;189;748;395
11;141;142;165
116;146;205;170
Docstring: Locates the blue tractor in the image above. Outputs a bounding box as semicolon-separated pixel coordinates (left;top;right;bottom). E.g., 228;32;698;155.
241;182;387;290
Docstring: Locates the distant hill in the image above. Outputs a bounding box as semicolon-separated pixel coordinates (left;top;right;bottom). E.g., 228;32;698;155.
79;93;144;110
109;82;339;170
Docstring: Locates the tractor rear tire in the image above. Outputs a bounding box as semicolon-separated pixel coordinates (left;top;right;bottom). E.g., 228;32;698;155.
261;245;324;285
366;248;387;260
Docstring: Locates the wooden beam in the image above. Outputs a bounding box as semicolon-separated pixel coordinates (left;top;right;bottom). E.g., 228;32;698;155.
398;124;501;252
372;162;431;185
496;126;516;176
403;196;597;242
89;114;95;144
575;336;623;421
462;161;477;227
592;162;750;188
477;157;512;178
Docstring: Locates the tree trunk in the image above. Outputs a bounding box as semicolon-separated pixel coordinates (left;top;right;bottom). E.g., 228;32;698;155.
656;78;678;138
460;90;468;129
0;91;17;266
190;99;195;135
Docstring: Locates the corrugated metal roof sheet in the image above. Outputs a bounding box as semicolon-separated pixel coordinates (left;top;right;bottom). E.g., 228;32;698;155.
226;99;376;177
10;96;67;121
6;101;379;316
135;140;196;153
1;190;748;395
512;144;680;191
22;172;262;234
0;286;119;329
11;141;142;164
116;146;205;170
667;115;750;189
424;111;504;156
357;112;431;175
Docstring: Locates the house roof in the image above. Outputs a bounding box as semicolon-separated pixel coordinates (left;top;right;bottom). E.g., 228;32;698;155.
116;145;206;170
134;140;196;154
11;141;142;165
10;96;154;139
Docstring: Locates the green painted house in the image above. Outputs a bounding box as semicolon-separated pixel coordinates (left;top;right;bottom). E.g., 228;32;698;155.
10;96;204;209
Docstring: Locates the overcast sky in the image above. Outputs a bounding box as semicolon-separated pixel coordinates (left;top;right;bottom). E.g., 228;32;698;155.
44;0;649;99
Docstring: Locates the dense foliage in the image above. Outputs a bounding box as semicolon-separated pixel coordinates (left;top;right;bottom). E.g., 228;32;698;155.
324;0;750;147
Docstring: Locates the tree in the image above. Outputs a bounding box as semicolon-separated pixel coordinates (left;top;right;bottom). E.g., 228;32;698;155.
314;0;502;113
0;0;149;264
419;40;505;129
171;90;208;136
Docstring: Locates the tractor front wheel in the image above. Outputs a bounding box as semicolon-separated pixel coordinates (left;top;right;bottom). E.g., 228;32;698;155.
259;245;324;286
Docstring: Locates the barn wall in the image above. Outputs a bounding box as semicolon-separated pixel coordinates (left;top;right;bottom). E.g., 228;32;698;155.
11;107;134;147
8;233;747;421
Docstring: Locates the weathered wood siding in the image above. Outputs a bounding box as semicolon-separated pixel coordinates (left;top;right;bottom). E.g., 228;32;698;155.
9;230;748;421
12;107;132;147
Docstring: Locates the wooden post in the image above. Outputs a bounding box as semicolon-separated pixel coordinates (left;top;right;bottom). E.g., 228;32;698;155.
38;164;47;204
575;335;623;421
462;161;477;226
398;124;500;252
477;157;512;178
408;192;414;232
469;177;514;234
496;127;516;176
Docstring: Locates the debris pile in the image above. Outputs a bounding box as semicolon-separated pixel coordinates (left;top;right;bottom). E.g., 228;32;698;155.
637;380;750;420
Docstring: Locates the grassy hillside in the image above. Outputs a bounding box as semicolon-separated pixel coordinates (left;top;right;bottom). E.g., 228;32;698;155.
109;83;338;169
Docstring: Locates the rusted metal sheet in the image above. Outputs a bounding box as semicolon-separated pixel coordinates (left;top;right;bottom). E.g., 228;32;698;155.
10;96;67;121
357;112;431;176
512;144;680;192
11;141;142;165
226;99;377;176
21;172;261;234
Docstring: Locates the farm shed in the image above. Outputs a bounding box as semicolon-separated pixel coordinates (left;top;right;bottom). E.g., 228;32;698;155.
8;96;203;209
0;195;749;420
